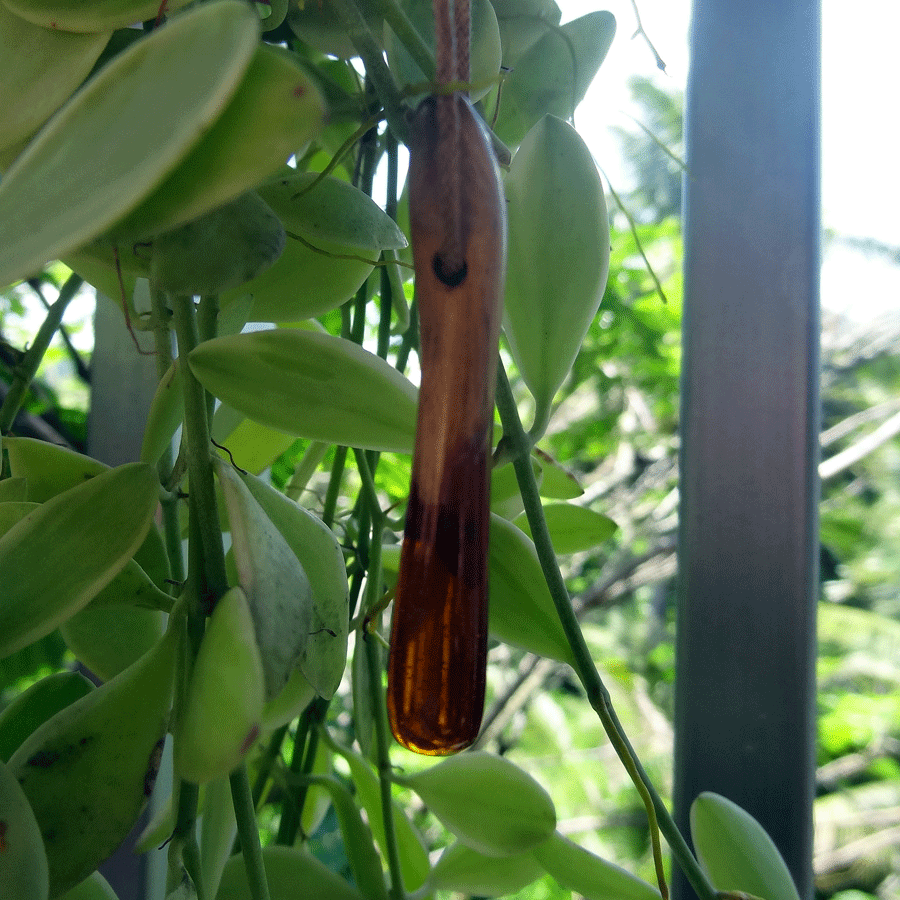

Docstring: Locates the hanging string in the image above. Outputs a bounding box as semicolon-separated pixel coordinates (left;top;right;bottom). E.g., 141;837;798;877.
431;0;472;280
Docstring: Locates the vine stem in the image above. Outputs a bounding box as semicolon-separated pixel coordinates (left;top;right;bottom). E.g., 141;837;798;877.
328;0;410;143
494;360;717;900
170;294;228;604
149;287;185;584
369;0;435;81
230;763;272;900
0;273;83;440
355;449;406;900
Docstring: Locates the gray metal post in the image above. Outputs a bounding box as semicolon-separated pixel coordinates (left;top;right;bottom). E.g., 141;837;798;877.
673;2;821;899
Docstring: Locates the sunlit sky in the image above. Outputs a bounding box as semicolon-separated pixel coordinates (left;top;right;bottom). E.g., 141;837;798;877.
562;0;900;321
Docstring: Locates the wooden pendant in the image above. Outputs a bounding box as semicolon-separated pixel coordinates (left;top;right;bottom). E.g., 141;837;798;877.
387;95;506;755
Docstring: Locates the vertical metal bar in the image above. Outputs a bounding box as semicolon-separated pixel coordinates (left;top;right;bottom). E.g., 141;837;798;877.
673;2;821;898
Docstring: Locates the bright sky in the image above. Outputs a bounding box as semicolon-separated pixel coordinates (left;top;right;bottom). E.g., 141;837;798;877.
561;0;900;321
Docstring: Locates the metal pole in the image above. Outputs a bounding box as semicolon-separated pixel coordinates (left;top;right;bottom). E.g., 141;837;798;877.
673;2;821;898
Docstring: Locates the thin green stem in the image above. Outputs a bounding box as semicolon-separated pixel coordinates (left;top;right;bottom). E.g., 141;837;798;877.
149;288;185;585
168;594;206;900
351;449;404;898
230;763;271;900
252;724;289;809
328;0;410;143
395;301;418;374
527;395;553;445
494;361;716;900
370;0;435;80
284;441;330;501
276;700;328;845
322;445;349;530
363;578;405;899
171;294;228;605
0;273;83;437
167;778;206;900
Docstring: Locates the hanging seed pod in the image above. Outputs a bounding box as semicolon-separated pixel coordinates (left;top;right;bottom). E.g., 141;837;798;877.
388;93;506;755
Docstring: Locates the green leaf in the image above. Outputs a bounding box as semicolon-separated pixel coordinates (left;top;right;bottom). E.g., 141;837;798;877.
535;449;584;499
533;832;662;900
140;360;183;467
258;171;407;252
429;841;544;897
286;0;382;59
55;870;120;900
488;514;575;665
493;11;616;147
514;503;616;554
60;604;165;682
199;776;237;900
148;192;285;295
0;478;28;502
0;3;109;153
215;458;313;699
226;232;377;322
503;115;610;412
0;0;259;287
490;458;542;520
211;405;299;475
0;501;38;537
328;737;431;892
113;44;325;241
3;0;193;32
0;462;158;659
304;775;389;900
238;471;349;699
0;758;49;900
216;845;363;900
189;329;418;454
0;671;94;763
3;437;171;588
399;751;556;856
690;792;802;900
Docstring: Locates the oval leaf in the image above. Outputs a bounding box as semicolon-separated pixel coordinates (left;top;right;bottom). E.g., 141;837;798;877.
258;171;407;252
493;10;616;147
400;751;556;856
533;832;662;900
503;115;610;412
238;472;349;700
690;792;802;900
0;462;158;659
3;436;171;587
3;0;193;32
223;233;376;323
489;514;575;665
0;671;94;764
215;459;313;699
60;604;164;682
514;503;617;554
0;758;49;900
114;44;325;241
429;841;544;897
189;330;418;454
0;0;259;287
216;845;363;900
0;4;109;152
